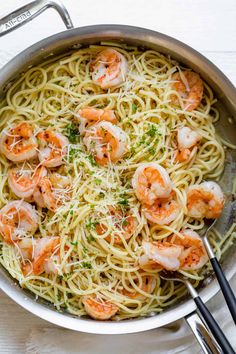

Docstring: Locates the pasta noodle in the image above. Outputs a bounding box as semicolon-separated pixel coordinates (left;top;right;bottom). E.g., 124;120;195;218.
0;44;235;320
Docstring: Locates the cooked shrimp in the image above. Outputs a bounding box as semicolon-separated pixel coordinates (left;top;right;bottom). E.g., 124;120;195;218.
82;294;119;320
140;230;208;271
33;185;46;208
90;48;128;89
175;126;201;162
132;163;172;205
35;173;71;211
0;201;38;244
120;213;137;240
95;208;137;244
175;146;199;163
78;107;118;134
79;107;117;126
143;196;180;225
18;236;60;276
8;165;47;199
0;122;38;162
83;121;127;165
170;229;208;270
122;275;156;300
37;129;69;168
171;71;204;111
140;241;183;271
177;127;201;151
187;181;224;219
17;238;32;260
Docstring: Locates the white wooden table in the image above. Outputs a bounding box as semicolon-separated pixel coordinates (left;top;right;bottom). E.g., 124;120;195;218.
0;0;236;352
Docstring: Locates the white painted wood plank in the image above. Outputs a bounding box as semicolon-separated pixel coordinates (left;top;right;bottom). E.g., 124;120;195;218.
0;0;236;58
0;290;54;353
0;1;235;86
1;277;236;353
202;52;236;85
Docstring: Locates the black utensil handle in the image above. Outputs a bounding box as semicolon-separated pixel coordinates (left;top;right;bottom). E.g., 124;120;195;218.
194;296;235;354
210;257;236;324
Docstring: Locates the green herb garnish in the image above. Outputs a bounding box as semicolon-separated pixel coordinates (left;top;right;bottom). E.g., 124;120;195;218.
95;178;102;185
148;147;156;155
87;234;95;243
81;261;92;269
132;103;137;114
87;155;97;166
138;136;146;146
118;198;129;206
147;125;158;137
86;218;98;229
83;246;88;254
68;147;80;162
65;123;80;143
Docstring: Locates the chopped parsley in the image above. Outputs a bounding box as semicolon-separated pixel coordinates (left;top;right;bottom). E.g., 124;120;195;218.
83;246;88;254
132;103;137;114
87;234;95;243
95;178;102;185
65;123;80;143
81;261;92;269
122;220;128;227
148;147;156;155
70;241;78;246
147;125;158;137
58;273;72;281
138;136;146;146
86;218;98;229
68;147;80;162
130;146;136;155
87;155;97;166
118;198;129;206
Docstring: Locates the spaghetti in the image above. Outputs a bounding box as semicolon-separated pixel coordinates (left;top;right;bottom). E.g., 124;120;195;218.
0;44;235;320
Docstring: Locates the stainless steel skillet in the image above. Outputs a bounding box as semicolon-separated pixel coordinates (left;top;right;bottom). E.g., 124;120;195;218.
0;1;235;352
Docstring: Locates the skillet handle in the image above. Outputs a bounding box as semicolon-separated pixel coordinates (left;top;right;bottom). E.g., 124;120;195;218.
0;0;73;37
186;312;223;354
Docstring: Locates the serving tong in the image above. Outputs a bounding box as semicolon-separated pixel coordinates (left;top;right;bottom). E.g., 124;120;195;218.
160;217;236;354
160;270;235;354
200;218;236;324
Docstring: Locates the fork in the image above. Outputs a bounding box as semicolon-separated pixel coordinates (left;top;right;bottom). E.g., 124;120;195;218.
200;218;236;324
160;271;235;354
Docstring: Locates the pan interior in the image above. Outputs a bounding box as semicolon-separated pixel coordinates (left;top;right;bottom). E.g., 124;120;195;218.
0;26;235;332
